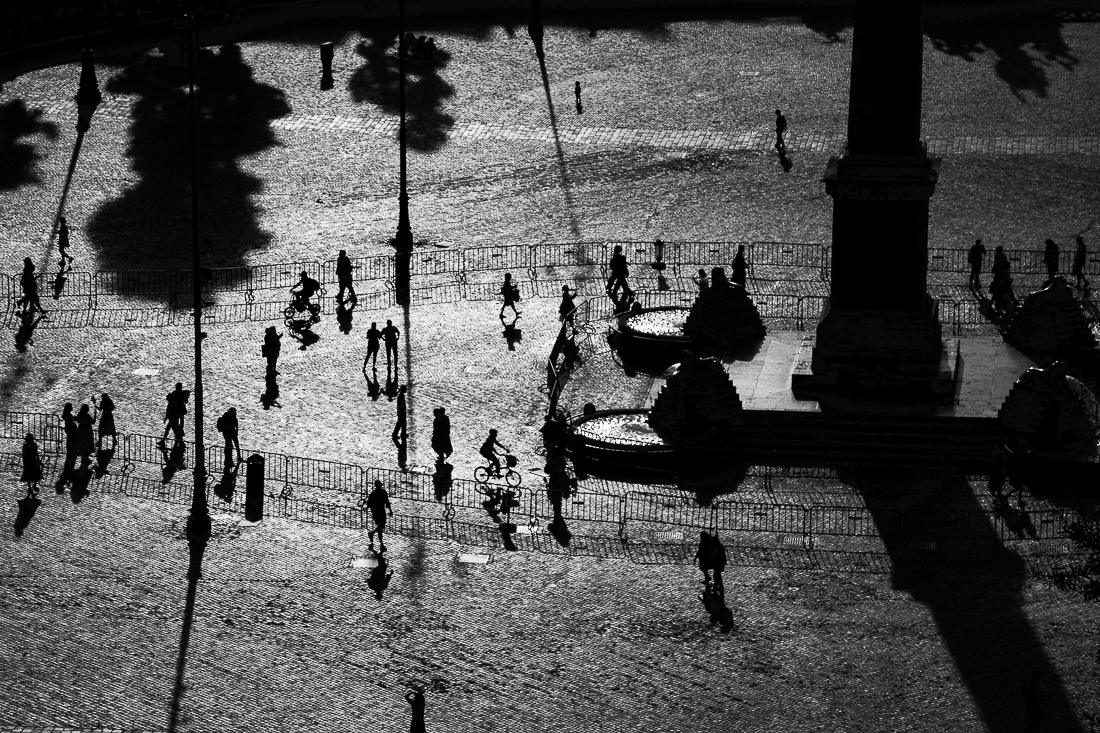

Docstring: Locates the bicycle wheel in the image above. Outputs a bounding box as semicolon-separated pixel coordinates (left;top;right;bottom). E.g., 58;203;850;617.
474;466;489;484
506;469;522;488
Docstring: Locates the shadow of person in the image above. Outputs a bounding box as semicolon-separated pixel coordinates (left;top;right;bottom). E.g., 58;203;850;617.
655;273;670;292
433;460;453;502
548;514;572;547
366;368;382;402
699;579;735;633
576;100;583;115
93;446;115;479
287;322;320;350
160;438;187;484
14;311;44;353
214;458;241;503
69;464;94;504
993;496;1039;540
52;266;67;300
778;149;793;172
395;431;408;469
336;299;354;334
260;371;281;410
384;373;399;401
501;315;522;351
367;549;393;600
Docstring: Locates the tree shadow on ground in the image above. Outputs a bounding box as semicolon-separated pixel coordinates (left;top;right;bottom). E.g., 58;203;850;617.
85;44;290;292
844;469;1087;732
348;27;455;153
0;99;58;190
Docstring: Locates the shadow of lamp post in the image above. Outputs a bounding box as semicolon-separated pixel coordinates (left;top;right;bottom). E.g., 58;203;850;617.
392;0;413;306
75;48;102;133
178;1;211;581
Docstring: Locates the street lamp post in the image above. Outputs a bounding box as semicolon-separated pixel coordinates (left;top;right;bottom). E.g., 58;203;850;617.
181;1;211;580
392;0;413;305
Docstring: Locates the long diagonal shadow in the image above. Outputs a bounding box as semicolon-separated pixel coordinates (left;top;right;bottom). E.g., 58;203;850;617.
849;471;1086;732
167;575;200;733
534;40;582;240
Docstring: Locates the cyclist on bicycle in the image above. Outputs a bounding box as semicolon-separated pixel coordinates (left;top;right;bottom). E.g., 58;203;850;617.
480;429;508;477
290;270;321;312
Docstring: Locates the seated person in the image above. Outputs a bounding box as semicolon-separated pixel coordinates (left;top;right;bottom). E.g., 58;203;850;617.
290;270;320;310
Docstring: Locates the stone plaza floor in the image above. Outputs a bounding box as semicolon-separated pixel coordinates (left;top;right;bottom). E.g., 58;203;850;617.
2;2;1100;732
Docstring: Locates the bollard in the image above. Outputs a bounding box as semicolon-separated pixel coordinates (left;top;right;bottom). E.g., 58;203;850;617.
319;42;334;89
245;453;265;522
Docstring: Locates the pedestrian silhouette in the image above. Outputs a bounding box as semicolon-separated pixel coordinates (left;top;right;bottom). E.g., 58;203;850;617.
1043;239;1059;282
14;311;44;352
260;371;281;410
161;382;191;443
364;321;382;372
56;403;78;491
262;326;282;376
575;80;581;105
18;257;46;315
392;385;408;442
693;268;710;294
382;319;400;375
335;249;357;305
968;238;986;290
774;109;787;151
695;531;716;587
1022;672;1043;732
710;533;728;597
21;433;43;494
990;246;1018;311
732;244;747;287
431;407;452;462
367;549;393;600
93;393;116;450
366;480;394;551
56;216;74;269
606;245;629;298
336;300;354;334
559;284;577;326
500;272;521;319
75;403;95;468
1072;235;1089;290
405;689;427;733
217;406;243;462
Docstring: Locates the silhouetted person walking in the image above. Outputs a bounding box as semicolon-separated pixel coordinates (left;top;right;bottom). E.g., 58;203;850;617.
1022;673;1043;732
405;689;426;733
162;382;191;443
392;385;407;441
1072;235;1089;290
775;109;787;152
575;80;581;105
431;407;452;462
366;480;394;551
56;403;78;490
93;393;116;450
606;245;629;298
1043;239;1059;282
336;249;356;305
968;238;986;290
693;268;709;294
382;319;400;375
500;272;520;318
363;321;381;371
263;326;282;375
75;404;94;467
19;258;46;315
732;244;747;286
559;284;576;326
21;433;42;494
217;406;243;462
56;216;73;269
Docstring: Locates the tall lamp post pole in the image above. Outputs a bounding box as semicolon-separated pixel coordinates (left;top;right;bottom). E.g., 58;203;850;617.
182;1;210;580
393;0;413;305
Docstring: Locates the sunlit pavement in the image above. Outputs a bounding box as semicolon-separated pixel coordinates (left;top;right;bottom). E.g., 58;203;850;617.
1;3;1100;732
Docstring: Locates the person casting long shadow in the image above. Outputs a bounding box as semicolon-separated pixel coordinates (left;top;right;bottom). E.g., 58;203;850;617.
56;403;78;492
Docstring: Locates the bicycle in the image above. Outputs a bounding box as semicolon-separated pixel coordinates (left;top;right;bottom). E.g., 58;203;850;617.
474;452;522;488
283;294;322;329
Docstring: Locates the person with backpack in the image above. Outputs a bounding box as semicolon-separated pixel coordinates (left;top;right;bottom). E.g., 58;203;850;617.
161;383;191;443
217;407;243;463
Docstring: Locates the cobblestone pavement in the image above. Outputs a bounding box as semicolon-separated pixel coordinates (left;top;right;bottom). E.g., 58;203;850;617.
2;4;1100;733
